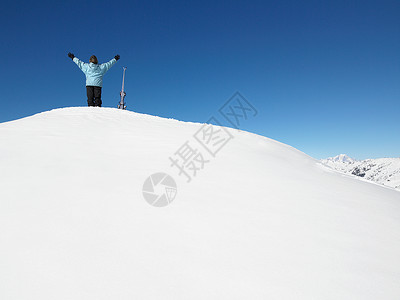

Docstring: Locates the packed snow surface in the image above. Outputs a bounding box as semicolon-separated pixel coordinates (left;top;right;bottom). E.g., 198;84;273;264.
1;107;400;300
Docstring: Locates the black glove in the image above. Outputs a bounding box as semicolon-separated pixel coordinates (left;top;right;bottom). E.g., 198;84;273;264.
115;54;120;61
68;52;75;60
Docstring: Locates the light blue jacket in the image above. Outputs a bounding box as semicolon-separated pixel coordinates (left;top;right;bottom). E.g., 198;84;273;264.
73;57;117;87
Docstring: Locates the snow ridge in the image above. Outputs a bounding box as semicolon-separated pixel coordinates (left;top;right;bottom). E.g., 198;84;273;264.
1;108;400;300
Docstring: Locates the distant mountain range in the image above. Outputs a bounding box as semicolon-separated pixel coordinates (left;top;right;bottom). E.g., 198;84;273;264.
321;154;400;191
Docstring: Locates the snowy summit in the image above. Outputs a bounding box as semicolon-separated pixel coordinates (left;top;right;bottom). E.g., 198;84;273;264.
324;154;356;164
1;107;400;299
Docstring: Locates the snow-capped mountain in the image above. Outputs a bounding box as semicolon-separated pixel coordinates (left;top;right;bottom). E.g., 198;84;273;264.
320;154;357;172
321;155;400;191
325;154;356;164
1;108;400;300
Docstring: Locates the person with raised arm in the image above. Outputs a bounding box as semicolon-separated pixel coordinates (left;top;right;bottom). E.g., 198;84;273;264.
68;53;120;107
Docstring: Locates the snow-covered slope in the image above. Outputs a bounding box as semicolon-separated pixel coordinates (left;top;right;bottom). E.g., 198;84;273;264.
321;155;400;191
1;107;400;300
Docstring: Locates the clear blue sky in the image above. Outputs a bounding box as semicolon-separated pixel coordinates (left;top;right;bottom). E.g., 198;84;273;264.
0;0;399;159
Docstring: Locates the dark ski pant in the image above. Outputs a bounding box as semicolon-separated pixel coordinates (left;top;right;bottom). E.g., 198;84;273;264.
86;86;102;107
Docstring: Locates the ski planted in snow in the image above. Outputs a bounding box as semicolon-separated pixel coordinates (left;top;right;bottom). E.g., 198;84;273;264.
118;67;127;110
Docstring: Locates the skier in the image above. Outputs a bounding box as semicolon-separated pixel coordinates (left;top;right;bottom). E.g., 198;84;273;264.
68;53;120;107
